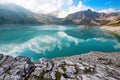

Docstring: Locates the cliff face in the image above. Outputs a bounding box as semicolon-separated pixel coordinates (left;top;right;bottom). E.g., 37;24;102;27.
0;52;120;80
64;9;120;25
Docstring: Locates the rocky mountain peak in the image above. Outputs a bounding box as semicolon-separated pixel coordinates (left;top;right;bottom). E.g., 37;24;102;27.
64;9;120;25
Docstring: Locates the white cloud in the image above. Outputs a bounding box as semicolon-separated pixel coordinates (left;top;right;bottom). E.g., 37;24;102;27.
0;0;119;18
0;0;92;18
114;42;120;49
99;8;116;13
0;31;79;56
0;30;115;58
58;1;93;18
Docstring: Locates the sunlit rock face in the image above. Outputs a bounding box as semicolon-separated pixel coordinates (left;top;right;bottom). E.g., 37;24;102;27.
0;52;120;80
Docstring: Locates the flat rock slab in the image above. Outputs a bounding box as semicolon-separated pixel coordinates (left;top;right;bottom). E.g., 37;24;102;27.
0;52;120;80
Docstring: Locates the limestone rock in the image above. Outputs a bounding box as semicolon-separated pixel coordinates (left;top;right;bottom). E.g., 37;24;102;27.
0;52;120;80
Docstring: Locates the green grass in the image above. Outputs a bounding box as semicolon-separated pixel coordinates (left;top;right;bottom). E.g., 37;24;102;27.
84;68;92;73
38;72;45;80
109;24;120;26
56;71;62;80
61;64;66;72
108;21;120;26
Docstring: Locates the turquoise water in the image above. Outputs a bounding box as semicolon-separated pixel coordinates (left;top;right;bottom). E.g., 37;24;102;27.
0;25;120;61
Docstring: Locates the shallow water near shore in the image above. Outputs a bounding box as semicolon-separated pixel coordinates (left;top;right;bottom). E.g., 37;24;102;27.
0;25;120;62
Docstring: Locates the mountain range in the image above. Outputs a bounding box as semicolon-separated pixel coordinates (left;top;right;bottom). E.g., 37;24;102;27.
0;4;120;26
65;9;120;26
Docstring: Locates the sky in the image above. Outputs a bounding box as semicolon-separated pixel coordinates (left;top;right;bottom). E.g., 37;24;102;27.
0;0;120;18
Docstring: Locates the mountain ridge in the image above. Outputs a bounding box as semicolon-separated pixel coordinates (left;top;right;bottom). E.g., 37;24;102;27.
64;9;120;26
0;4;120;26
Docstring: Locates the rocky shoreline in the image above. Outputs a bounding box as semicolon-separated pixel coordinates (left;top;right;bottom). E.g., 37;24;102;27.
0;52;120;80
